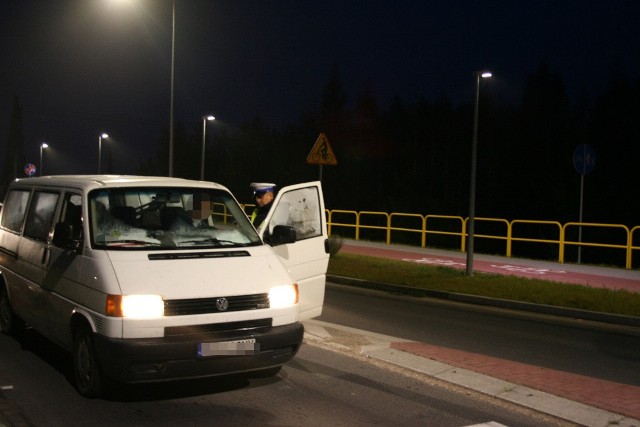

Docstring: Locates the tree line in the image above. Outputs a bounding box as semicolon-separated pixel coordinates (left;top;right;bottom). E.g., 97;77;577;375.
3;61;639;263
137;62;639;229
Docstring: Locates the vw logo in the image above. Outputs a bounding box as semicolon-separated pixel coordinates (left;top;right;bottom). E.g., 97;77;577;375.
216;297;229;311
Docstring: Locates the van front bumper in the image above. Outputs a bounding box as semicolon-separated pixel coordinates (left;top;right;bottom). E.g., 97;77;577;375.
93;321;304;383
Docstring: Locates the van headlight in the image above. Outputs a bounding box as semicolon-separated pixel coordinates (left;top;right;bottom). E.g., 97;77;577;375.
268;284;298;308
106;294;164;318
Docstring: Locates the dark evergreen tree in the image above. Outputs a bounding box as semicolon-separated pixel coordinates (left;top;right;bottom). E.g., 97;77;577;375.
1;97;26;198
515;62;574;220
317;64;351;209
320;63;348;128
591;70;640;226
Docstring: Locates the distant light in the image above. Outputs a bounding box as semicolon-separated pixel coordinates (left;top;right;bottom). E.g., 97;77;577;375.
101;133;109;138
481;72;492;78
41;143;48;149
206;115;215;121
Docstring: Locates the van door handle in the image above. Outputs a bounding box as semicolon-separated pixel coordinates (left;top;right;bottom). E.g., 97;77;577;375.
42;248;51;266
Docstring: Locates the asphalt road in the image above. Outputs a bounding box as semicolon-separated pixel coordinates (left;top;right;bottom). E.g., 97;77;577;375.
0;327;569;427
319;284;640;387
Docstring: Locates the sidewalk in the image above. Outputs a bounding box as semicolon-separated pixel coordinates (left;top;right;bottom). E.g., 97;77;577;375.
303;319;640;427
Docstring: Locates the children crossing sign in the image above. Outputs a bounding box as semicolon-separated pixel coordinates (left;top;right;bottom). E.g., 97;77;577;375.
306;133;337;165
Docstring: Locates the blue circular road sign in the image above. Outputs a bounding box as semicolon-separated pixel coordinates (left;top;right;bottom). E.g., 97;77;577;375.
24;163;36;176
573;144;596;175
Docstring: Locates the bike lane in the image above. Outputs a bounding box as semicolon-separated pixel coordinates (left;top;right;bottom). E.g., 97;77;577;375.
339;239;640;293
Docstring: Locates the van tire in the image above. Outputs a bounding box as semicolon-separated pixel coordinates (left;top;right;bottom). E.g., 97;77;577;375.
0;286;25;336
73;326;103;398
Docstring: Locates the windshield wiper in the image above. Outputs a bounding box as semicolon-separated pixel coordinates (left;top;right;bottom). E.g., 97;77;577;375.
103;240;170;247
178;237;241;247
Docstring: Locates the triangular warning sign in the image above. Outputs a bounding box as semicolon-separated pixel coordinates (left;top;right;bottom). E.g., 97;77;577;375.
306;133;337;165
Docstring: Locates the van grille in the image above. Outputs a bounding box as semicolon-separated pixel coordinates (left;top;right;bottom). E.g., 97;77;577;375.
164;318;273;338
164;293;270;316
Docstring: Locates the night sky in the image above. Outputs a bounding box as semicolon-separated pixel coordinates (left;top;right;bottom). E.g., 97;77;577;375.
1;0;639;176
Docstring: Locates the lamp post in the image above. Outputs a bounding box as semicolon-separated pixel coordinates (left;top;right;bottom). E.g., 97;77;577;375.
39;143;48;176
168;0;176;177
98;133;109;174
466;71;492;276
200;115;216;180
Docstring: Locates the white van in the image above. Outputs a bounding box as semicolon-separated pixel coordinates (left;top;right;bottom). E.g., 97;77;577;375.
0;175;329;397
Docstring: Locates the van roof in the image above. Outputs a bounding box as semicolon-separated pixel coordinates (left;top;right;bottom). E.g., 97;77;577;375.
10;175;228;192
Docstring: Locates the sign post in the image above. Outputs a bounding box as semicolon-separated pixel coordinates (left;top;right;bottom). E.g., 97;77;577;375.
306;133;337;181
573;143;596;264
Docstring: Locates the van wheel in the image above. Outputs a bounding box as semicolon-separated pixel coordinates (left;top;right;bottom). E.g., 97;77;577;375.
73;326;103;398
0;286;25;336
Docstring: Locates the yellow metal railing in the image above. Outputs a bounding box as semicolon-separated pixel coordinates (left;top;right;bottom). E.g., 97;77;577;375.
561;222;630;265
509;220;563;259
426;215;466;251
242;201;639;269
326;209;640;270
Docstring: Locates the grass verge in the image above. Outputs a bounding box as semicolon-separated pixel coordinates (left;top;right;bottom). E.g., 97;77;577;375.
327;253;640;318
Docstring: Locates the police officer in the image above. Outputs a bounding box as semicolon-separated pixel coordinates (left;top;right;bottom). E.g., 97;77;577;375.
250;183;276;228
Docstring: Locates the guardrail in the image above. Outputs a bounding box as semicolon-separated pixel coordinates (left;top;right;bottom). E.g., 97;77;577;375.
325;209;640;270
241;203;639;269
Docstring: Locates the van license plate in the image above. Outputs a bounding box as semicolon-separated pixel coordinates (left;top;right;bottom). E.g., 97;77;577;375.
198;339;258;357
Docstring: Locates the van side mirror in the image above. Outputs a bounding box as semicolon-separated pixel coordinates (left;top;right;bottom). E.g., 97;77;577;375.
52;222;81;249
266;225;296;246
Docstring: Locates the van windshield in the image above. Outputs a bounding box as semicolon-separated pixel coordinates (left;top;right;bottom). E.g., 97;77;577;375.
88;187;262;250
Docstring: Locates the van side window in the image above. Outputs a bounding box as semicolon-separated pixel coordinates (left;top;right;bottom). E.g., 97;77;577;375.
1;190;31;233
60;193;83;241
24;191;59;242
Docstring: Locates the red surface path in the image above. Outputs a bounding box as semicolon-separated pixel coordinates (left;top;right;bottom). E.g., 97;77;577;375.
341;242;640;293
391;341;640;420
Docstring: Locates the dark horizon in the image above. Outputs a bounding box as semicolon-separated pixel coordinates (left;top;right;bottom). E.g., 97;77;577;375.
1;0;639;247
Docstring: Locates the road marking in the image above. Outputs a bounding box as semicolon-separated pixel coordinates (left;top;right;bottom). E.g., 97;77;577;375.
464;422;509;427
490;265;566;275
402;257;465;267
402;257;567;276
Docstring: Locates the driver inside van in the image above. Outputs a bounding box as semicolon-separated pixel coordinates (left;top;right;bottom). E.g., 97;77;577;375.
189;192;214;227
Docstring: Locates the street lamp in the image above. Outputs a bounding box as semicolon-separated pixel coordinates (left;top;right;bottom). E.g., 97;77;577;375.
200;115;216;180
39;143;48;176
98;133;109;174
169;0;176;177
466;71;492;276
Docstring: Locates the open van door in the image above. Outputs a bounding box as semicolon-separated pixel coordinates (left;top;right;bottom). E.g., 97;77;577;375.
258;182;329;320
